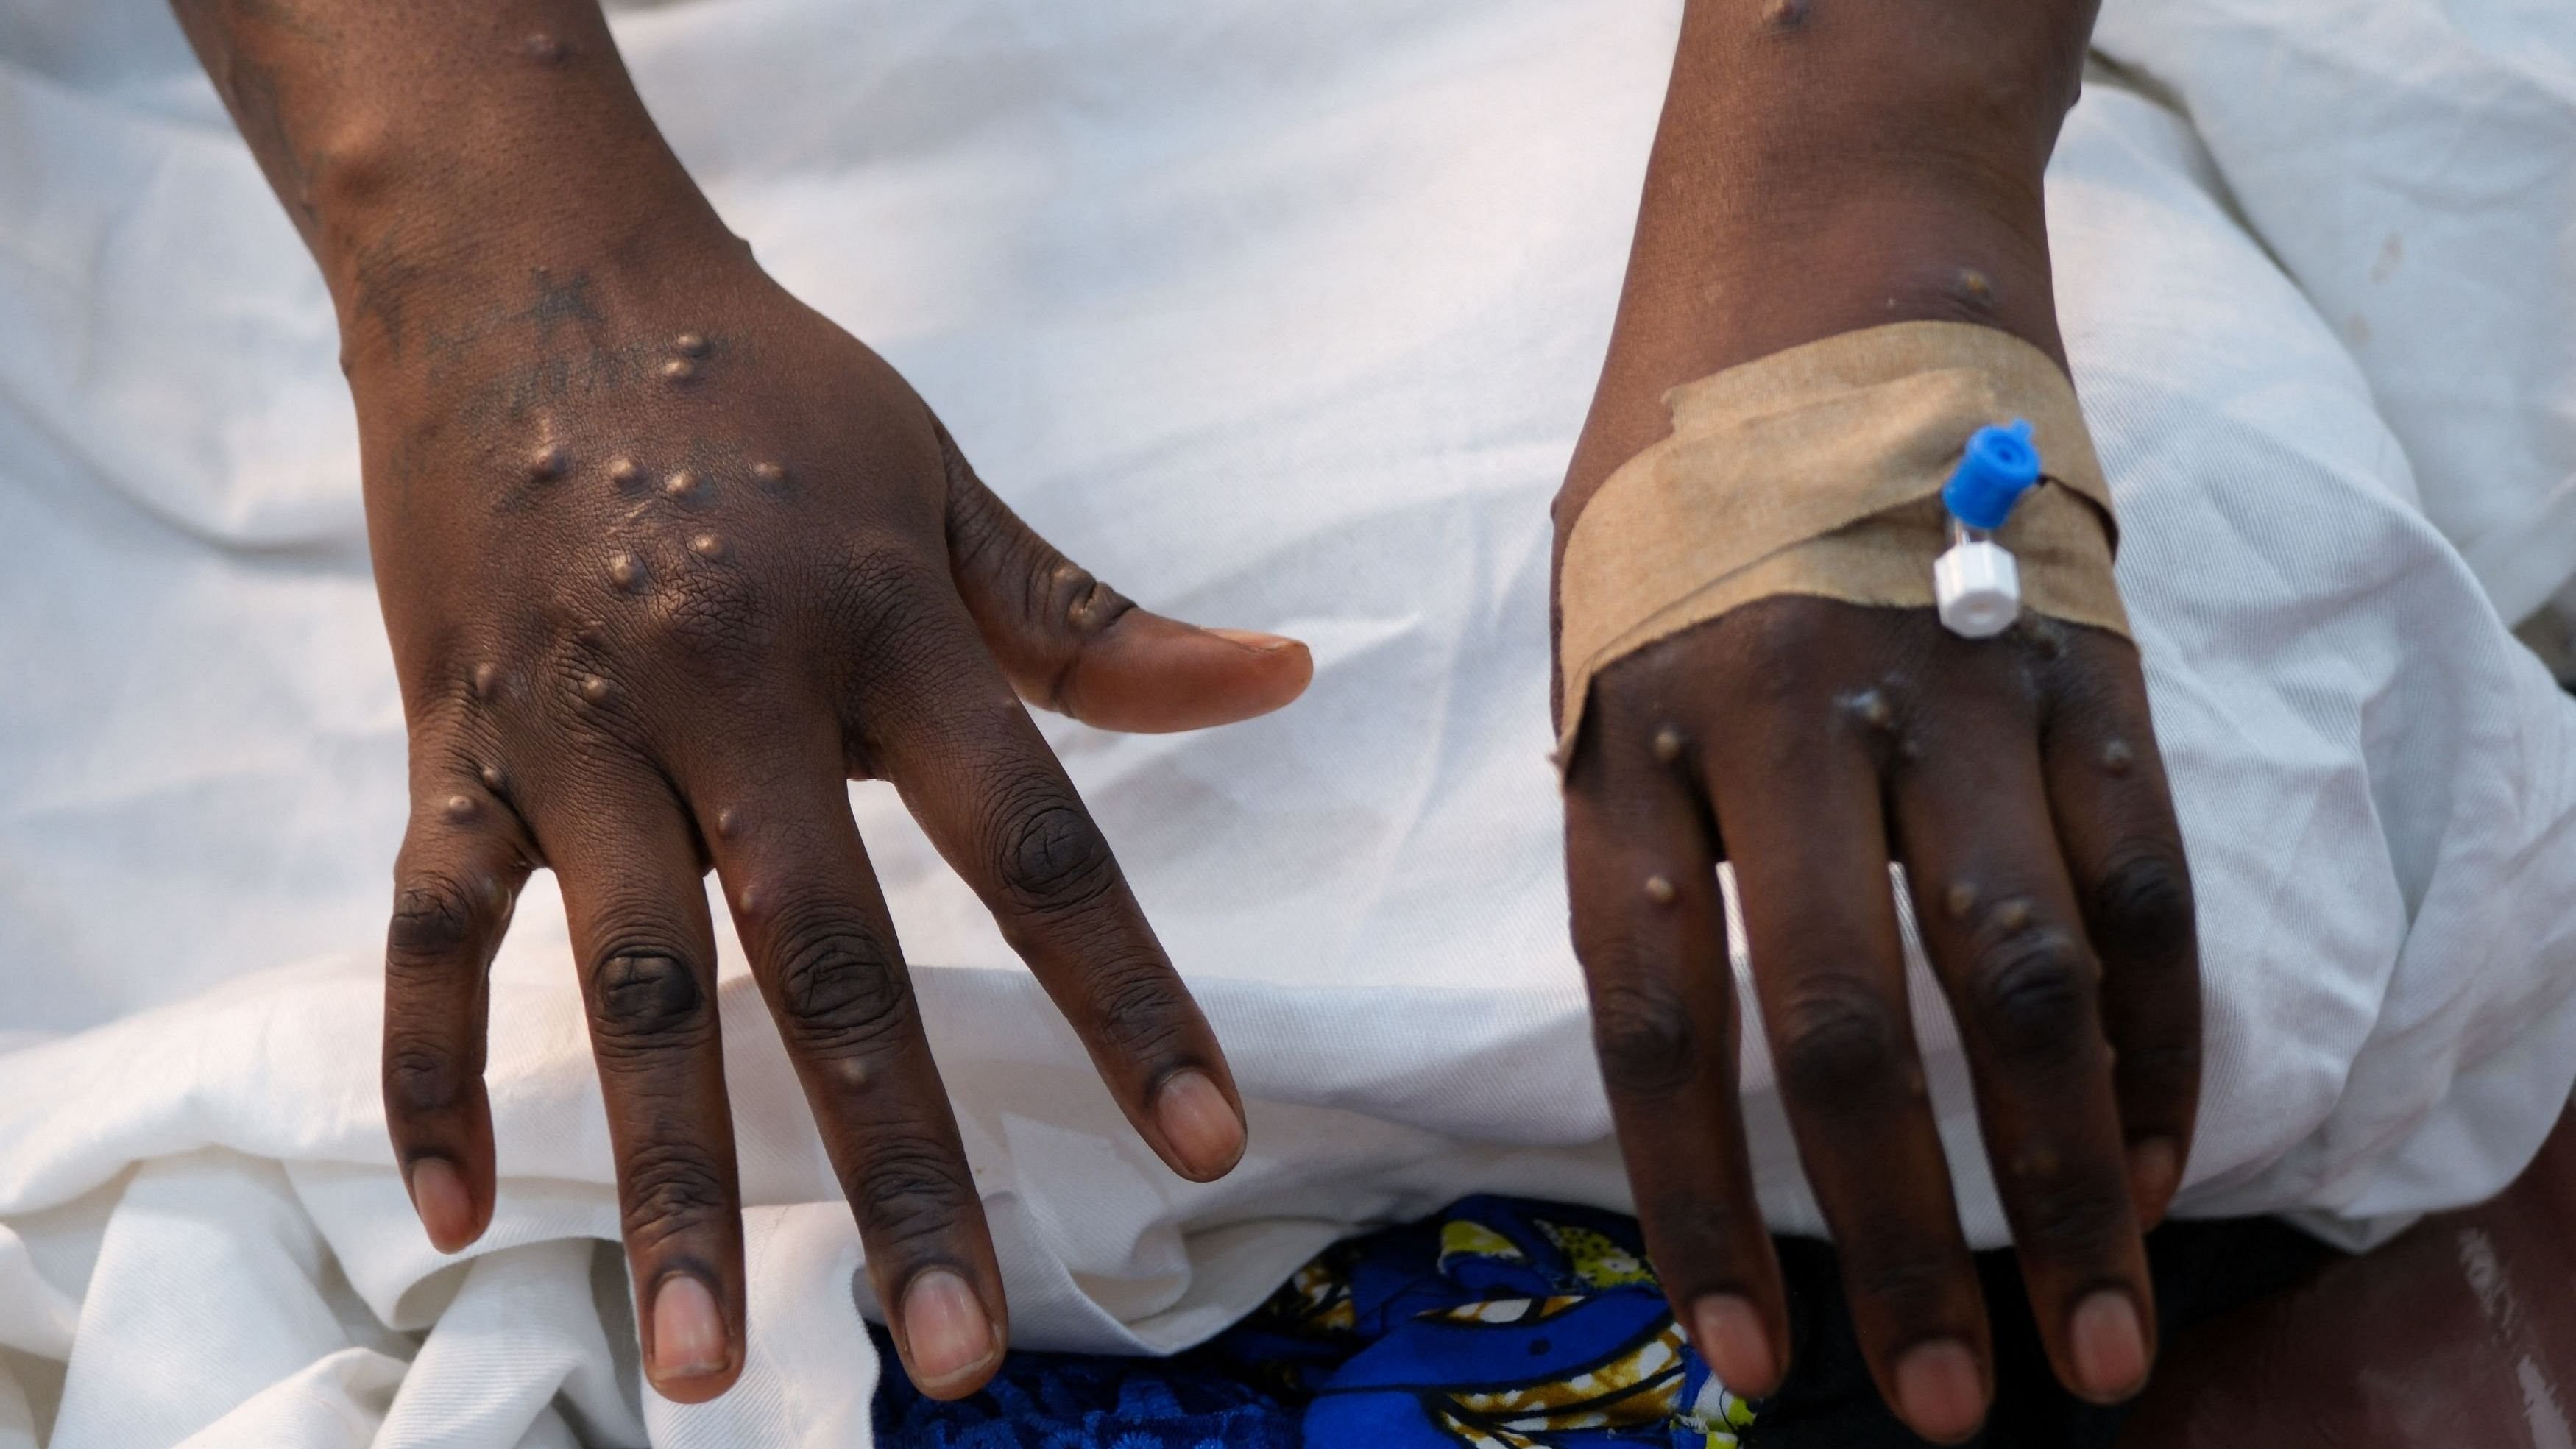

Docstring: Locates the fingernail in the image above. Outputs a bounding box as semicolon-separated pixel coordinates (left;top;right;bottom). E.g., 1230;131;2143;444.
902;1268;997;1389
1894;1339;1986;1442
1205;628;1300;654
1691;1294;1779;1395
2128;1138;2181;1227
406;1158;474;1251
649;1275;731;1381
1154;1069;1246;1178
2071;1290;2149;1400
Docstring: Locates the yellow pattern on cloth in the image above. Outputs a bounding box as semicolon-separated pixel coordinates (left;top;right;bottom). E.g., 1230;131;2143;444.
1535;1219;1657;1289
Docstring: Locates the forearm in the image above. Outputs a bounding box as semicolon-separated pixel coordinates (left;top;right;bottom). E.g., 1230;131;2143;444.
169;0;731;368
1566;0;2098;507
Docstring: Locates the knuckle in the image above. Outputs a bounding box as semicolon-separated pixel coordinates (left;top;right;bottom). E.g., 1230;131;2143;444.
586;948;713;1052
1967;923;2099;1066
1772;979;1906;1104
386;875;500;968
1849;1253;1965;1322
1591;980;1699;1099
2090;850;2195;965
849;1135;977;1253
769;915;913;1057
643;571;766;665
1036;559;1133;637
2011;1175;2134;1263
1714;599;1836;702
990;785;1117;915
618;1141;732;1250
381;1034;469;1116
1080;957;1193;1064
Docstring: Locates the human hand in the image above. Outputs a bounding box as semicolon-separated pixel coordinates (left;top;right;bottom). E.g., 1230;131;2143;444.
1557;589;2197;1437
1552;3;2195;1437
363;242;1310;1403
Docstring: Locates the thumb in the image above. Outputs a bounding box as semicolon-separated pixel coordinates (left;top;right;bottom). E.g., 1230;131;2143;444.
938;426;1312;734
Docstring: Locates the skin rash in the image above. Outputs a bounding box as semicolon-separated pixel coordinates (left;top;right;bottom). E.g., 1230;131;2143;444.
166;0;2196;1441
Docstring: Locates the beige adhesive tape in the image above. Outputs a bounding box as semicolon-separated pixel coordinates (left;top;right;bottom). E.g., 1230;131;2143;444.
1557;320;2129;770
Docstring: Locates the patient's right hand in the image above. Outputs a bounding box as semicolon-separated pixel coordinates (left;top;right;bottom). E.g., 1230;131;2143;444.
358;230;1309;1403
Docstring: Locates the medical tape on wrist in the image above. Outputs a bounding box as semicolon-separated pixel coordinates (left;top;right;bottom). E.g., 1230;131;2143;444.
1556;319;2130;770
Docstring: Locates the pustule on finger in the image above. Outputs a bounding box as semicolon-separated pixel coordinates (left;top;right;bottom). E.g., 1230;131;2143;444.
689;532;726;561
714;806;742;840
751;460;788;491
2100;740;2136;776
528;442;569;481
733;882;765;918
578;673;612;704
607;456;643;489
1650;723;1687;766
1643;874;1678;907
1759;0;1810;29
661;356;700;383
478;762;507;793
442;792;479;823
1950;266;1996;316
609;551;645;591
470;661;503;699
1943;879;1979;922
663;469;699;500
673;331;710;358
1841;687;1897;732
521;31;570;65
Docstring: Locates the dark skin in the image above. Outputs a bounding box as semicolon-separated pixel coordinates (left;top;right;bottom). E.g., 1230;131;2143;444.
1561;1;2198;1442
170;0;2199;1437
169;0;1312;1405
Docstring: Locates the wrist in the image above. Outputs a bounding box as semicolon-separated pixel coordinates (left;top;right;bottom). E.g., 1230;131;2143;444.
1562;1;2092;518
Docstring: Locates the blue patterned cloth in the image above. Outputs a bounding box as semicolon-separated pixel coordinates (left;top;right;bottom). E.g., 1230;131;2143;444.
874;1197;1755;1449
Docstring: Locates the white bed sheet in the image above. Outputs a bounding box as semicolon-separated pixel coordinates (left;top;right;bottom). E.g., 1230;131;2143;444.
2;0;2575;1444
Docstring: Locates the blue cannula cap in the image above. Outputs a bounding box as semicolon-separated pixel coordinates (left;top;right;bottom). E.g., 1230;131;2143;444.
1942;419;2041;531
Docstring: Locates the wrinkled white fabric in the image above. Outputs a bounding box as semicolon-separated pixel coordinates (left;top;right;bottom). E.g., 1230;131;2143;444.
1;0;2573;1444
